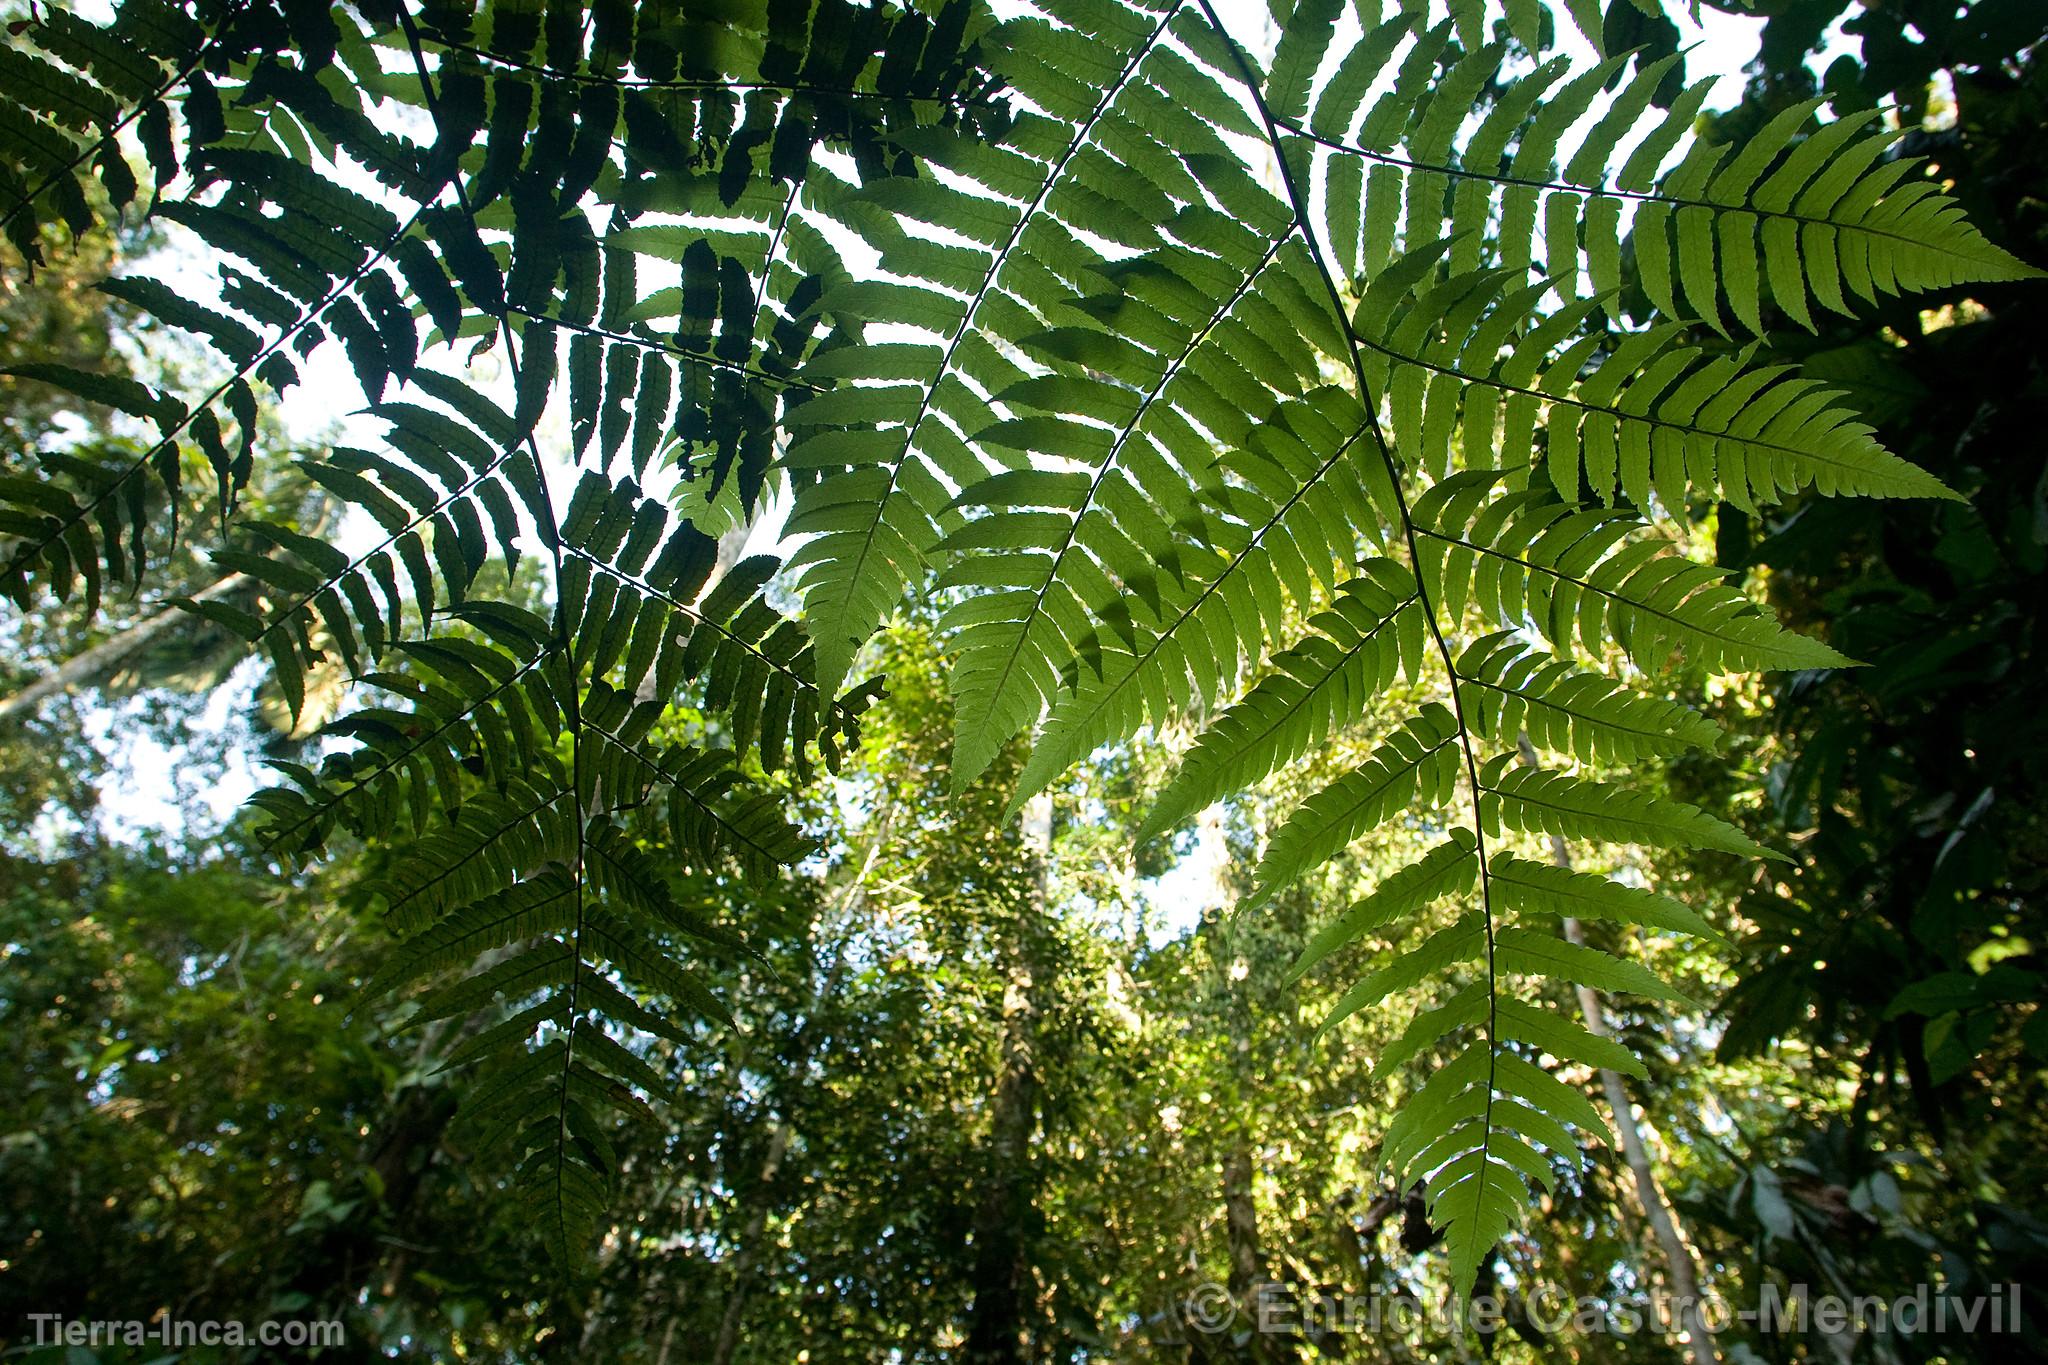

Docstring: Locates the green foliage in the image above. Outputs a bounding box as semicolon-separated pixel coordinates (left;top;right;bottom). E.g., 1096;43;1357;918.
1;0;2036;1283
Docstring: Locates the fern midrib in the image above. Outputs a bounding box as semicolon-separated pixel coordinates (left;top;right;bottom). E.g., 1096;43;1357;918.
581;725;793;869
398;879;576;985
1480;769;1663;840
1296;730;1458;839
248;427;532;653
1190;0;1505;1237
382;783;572;919
958;226;1293;752
812;2;1182;638
1489;856;1640;913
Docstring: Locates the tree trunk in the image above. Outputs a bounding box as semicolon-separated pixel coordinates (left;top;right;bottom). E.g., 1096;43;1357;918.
1199;806;1295;1364
708;1123;794;1365
963;792;1052;1365
1558;890;1720;1365
1221;1145;1264;1301
279;1077;458;1333
0;572;251;722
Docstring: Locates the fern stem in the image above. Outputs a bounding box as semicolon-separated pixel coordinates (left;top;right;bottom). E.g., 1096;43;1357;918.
560;671;589;1245
397;3;590;1235
1187;0;1504;1219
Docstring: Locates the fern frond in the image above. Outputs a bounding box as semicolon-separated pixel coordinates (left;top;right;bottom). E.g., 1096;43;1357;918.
1245;702;1464;908
0;1;214;264
939;228;1321;786
1479;755;1775;860
1495;924;1692;1006
1009;383;1405;811
1320;910;1487;1044
364;871;581;1002
7;0;2036;1283
1285;39;2039;329
361;742;762;1263
1488;852;1720;940
1353;246;1960;510
1377;1039;1608;1295
1456;632;1720;764
1135;560;1422;842
558;469;878;776
1288;830;1480;987
361;779;581;931
1411;471;1853;674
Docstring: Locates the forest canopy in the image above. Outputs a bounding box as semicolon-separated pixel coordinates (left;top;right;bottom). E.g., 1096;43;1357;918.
0;0;2044;1359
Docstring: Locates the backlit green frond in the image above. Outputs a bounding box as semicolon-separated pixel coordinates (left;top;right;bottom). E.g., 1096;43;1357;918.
1478;755;1775;860
1295;829;1712;1296
1488;851;1719;940
1287;36;2038;330
785;0;1238;697
1411;471;1853;674
1135;559;1422;842
1379;1039;1607;1296
1456;632;1720;764
1353;247;1962;511
1245;702;1463;907
1009;383;1404;811
1289;831;1480;988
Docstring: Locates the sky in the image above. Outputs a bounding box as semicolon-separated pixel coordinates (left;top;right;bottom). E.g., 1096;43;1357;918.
77;0;1816;858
